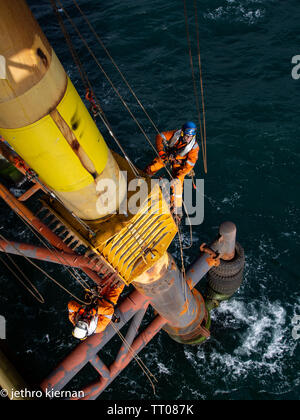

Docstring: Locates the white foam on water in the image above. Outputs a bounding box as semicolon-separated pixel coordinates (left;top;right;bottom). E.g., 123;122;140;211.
221;192;241;207
232;300;288;360
242;233;293;297
281;231;298;238
184;296;299;394
9;188;26;198
177;385;206;400
204;0;266;25
157;362;172;375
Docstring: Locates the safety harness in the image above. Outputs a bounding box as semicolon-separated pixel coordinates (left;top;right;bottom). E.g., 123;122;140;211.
161;130;196;158
76;289;120;325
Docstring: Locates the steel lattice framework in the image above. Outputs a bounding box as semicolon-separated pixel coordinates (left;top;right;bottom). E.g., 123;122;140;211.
0;181;214;400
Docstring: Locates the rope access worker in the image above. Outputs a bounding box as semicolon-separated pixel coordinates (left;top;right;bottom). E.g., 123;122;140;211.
144;122;199;222
68;283;125;340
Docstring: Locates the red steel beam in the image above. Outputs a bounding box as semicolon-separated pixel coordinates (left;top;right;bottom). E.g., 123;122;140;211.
0;183;71;253
18;183;42;202
1;180;230;400
0;183;103;286
40;289;150;393
40;253;214;398
0;240;103;272
77;315;166;400
0;142;46;194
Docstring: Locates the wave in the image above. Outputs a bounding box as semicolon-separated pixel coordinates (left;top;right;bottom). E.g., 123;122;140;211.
204;0;267;25
184;296;299;397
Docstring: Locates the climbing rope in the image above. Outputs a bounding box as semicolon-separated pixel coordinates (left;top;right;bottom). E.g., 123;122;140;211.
70;0;164;141
49;2;162;173
0;239;45;304
183;0;208;174
64;0;195;252
0;188;95;298
50;0;194;290
109;321;158;394
70;0;205;182
62;0;193;184
2;139;96;237
54;1;192;196
193;0;208;172
53;0;141;178
0;232;89;305
50;0;192;286
55;0;151;146
49;0;140;178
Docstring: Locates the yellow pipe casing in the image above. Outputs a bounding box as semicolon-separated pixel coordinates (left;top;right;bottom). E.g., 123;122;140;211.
0;0;126;220
0;0;176;284
0;78;108;192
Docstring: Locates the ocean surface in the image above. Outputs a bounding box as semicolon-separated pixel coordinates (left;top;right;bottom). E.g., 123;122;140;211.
0;0;299;400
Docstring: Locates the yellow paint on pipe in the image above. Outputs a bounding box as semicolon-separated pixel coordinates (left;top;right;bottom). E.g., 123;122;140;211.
0;78;108;192
56;78;108;176
0;0;128;220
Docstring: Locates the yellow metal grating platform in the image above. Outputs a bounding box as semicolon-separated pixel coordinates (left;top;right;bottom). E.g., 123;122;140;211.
94;182;177;284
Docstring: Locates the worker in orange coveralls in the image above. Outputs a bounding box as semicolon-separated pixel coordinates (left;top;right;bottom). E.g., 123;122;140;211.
68;283;125;340
144;122;199;222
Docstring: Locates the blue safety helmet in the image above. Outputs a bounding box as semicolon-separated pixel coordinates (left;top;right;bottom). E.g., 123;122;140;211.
182;121;197;136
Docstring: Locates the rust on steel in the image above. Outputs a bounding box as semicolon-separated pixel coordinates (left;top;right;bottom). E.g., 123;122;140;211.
0;183;70;252
39;250;219;400
0;182;104;286
0;162;238;399
215;221;237;261
0;183;235;399
0;240;103;273
133;253;209;345
77;315;166;400
40;289;151;394
18;183;42;202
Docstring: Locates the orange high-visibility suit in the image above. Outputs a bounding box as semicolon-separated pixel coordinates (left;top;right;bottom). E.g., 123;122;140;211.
145;130;199;211
68;283;124;334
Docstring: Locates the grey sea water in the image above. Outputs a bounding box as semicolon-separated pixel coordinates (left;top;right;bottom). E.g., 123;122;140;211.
0;0;299;400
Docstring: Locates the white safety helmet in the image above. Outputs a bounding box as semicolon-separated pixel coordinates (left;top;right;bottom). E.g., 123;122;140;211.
73;321;89;340
73;317;98;341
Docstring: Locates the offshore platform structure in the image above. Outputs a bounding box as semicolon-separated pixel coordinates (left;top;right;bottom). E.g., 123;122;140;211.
0;0;245;400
